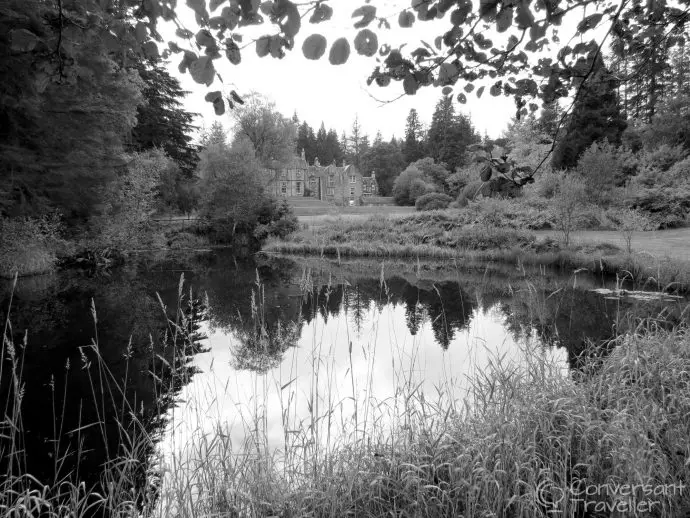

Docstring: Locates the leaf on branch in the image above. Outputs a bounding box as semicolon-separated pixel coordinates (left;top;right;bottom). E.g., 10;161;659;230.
135;22;148;43
10;29;39;52
196;29;215;47
496;6;513;32
178;51;198;73
143;41;159;58
530;22;546;41
577;13;603;33
205;90;222;102
490;83;502;96
399;10;415;28
189;56;215;86
479;0;499;21
352;5;377;29
221;6;240;30
225;39;241;64
302;33;327;60
464;83;475;92
515;6;535;29
256;35;271;57
176;28;194;39
186;0;209;21
210;0;226;11
438;62;458;84
310;3;333;23
480;163;492;181
273;0;301;38
477;86;485;98
329;38;350;65
451;1;472;25
457;93;467;104
442;86;453;95
411;47;431;62
230;90;244;104
403;74;418;95
260;1;274;15
213;97;225;115
168;41;183;53
354;29;378;57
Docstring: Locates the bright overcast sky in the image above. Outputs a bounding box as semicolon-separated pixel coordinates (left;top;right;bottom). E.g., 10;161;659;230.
162;0;588;142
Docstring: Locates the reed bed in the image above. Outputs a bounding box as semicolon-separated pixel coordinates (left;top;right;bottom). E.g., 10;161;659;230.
1;268;689;518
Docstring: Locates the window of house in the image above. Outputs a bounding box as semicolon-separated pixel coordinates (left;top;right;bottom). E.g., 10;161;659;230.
350;186;355;196
296;171;302;179
280;170;287;179
281;182;287;195
350;175;356;183
296;181;302;194
328;175;334;187
363;184;369;193
327;187;334;196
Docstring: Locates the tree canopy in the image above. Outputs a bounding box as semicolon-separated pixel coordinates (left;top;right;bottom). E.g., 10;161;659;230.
8;0;679;122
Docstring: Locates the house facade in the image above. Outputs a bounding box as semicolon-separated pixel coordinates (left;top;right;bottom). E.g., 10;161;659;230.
266;151;378;205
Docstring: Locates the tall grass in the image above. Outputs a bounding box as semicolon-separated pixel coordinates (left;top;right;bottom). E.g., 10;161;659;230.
2;267;689;517
0;273;206;517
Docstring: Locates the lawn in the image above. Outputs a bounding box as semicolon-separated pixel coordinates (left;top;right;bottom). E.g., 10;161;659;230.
536;228;690;261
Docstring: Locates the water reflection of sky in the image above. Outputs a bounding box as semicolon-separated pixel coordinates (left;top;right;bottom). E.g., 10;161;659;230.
161;298;569;467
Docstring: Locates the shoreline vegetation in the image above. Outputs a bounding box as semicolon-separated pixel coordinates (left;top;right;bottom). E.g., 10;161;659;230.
1;274;689;517
264;211;690;294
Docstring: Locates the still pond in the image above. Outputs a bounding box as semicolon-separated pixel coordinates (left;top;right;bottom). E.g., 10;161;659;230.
0;250;686;506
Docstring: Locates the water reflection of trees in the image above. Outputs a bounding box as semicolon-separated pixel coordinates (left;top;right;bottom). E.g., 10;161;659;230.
201;255;480;356
0;269;208;516
499;286;688;369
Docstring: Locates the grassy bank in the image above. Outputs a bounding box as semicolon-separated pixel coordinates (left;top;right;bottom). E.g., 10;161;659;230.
265;211;690;293
161;326;690;517
2;271;689;517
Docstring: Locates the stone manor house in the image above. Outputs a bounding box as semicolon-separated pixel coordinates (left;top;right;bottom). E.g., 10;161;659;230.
265;151;378;205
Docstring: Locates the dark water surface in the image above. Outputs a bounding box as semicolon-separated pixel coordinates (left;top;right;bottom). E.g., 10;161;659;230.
1;250;687;506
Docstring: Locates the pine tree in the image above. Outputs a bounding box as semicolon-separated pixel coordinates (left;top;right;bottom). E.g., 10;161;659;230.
403;108;425;164
346;116;367;168
315;122;330;164
130;62;199;177
427;96;480;172
296;121;317;164
326;129;343;165
200;121;227;148
552;57;627;170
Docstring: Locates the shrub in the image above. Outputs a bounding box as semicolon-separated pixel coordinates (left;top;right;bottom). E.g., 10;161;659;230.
576;140;621;204
529;170;561;199
631;187;690;229
392;164;435;205
167;230;209;250
253;199;299;241
553;174;587;246
415;193;452;211
608;208;652;253
0;214;64;278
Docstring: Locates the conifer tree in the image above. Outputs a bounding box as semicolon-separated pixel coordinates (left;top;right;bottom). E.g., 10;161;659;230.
131;62;199;177
427;96;480;172
403;108;425;164
552;57;627;170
